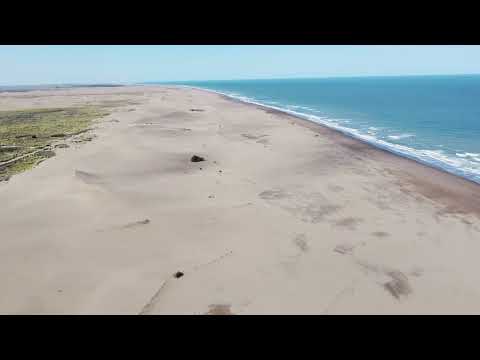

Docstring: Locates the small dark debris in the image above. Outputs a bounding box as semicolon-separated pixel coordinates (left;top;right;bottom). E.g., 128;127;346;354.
218;170;222;173
205;304;233;315
55;143;69;149
199;167;202;170
334;244;354;255
51;133;66;138
139;219;150;225
190;108;205;112
191;155;205;162
174;271;184;279
208;195;215;198
315;134;319;137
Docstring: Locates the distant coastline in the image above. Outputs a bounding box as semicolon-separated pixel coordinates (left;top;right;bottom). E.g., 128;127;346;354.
0;84;124;94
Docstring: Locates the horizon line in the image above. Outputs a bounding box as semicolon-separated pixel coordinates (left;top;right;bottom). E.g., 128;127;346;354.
3;73;480;88
146;73;480;84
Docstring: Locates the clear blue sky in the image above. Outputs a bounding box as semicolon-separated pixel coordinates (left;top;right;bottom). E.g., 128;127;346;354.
2;45;480;86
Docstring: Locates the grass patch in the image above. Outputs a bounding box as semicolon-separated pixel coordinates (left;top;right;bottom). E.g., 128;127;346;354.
0;106;109;181
0;152;45;179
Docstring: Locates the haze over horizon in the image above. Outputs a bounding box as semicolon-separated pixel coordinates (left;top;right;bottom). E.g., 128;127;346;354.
2;45;480;86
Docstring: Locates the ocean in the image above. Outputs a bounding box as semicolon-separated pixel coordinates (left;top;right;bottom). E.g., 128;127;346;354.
158;75;480;184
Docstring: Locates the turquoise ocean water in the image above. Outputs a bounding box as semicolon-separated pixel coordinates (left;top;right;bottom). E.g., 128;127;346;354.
159;75;480;184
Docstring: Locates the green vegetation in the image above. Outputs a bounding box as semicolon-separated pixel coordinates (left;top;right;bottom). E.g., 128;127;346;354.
0;106;109;181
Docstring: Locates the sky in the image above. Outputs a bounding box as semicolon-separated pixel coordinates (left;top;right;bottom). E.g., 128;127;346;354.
2;45;480;86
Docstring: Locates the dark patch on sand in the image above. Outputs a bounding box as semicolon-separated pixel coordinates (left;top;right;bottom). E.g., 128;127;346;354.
293;234;309;252
122;219;150;229
259;189;288;200
334;243;355;255
372;231;390;238
356;260;413;300
242;133;267;140
334;217;363;230
383;271;412;300
162;111;192;119
205;304;233;315
75;170;104;185
259;189;342;223
328;184;344;192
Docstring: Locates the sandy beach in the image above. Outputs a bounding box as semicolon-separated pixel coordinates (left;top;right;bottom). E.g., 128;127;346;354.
1;85;480;314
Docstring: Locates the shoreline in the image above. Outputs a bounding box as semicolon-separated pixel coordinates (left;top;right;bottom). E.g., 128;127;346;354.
179;85;480;186
1;85;480;314
185;85;480;218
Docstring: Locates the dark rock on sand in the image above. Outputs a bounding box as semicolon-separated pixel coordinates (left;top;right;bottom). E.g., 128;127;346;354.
55;144;70;149
191;155;205;162
190;108;205;112
173;271;184;279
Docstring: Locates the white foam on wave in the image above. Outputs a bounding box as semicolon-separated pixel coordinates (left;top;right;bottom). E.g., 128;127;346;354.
456;152;480;163
181;85;480;184
387;133;415;140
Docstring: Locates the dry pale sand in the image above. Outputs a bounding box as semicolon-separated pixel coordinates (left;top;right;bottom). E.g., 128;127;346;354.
1;85;480;315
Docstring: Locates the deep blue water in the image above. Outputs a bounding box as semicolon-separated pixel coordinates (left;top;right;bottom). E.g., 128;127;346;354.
153;76;480;183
